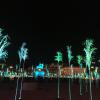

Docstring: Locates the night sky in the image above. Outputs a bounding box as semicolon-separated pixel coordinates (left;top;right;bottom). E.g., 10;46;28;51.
0;1;100;65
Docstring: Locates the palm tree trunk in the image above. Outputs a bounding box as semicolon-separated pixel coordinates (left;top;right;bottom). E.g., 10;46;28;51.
68;62;71;100
14;77;19;100
57;64;60;99
19;62;25;99
89;68;92;100
69;78;71;100
14;64;20;100
85;66;88;93
79;78;82;95
80;65;82;95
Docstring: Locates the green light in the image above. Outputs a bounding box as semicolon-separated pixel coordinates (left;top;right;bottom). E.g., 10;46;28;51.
84;39;96;69
77;55;83;95
77;55;83;68
54;51;63;63
67;46;73;66
84;39;97;100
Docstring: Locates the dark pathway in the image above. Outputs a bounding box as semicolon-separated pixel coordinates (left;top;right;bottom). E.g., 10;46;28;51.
0;78;100;100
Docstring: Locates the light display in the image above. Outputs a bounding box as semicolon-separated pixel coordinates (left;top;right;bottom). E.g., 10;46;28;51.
54;51;63;99
34;63;45;78
67;46;73;67
0;30;100;100
77;55;83;95
84;39;96;100
67;46;73;100
18;42;28;63
54;51;63;63
19;42;28;100
0;28;10;61
36;63;44;69
15;42;28;100
77;55;83;69
61;67;85;77
84;39;96;70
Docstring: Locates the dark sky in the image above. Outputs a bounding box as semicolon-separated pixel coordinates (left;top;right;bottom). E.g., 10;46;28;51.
0;1;100;65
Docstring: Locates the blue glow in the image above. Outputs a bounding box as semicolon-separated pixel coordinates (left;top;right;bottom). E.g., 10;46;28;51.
35;71;45;77
36;64;44;69
35;63;45;78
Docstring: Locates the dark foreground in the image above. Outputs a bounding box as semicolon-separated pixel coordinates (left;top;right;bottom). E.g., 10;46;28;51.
0;78;100;100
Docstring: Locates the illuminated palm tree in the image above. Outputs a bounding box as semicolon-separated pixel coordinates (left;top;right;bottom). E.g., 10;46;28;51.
84;39;96;100
77;55;83;95
15;42;28;100
54;51;63;99
67;46;73;100
0;28;10;61
0;28;10;79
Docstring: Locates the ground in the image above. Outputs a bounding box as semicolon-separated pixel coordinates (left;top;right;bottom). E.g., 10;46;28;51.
0;78;100;100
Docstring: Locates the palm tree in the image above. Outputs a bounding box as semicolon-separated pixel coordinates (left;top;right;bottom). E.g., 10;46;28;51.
77;55;83;95
0;28;10;61
0;28;10;79
54;51;63;99
67;46;73;100
83;39;96;100
15;42;28;100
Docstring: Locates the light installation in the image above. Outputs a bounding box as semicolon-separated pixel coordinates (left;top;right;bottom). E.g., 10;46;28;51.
0;28;10;60
54;51;63;63
0;28;10;79
77;55;83;69
84;39;96;100
0;29;100;100
34;63;45;78
77;55;83;95
54;51;63;99
15;42;28;100
18;42;28;63
67;46;73;100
